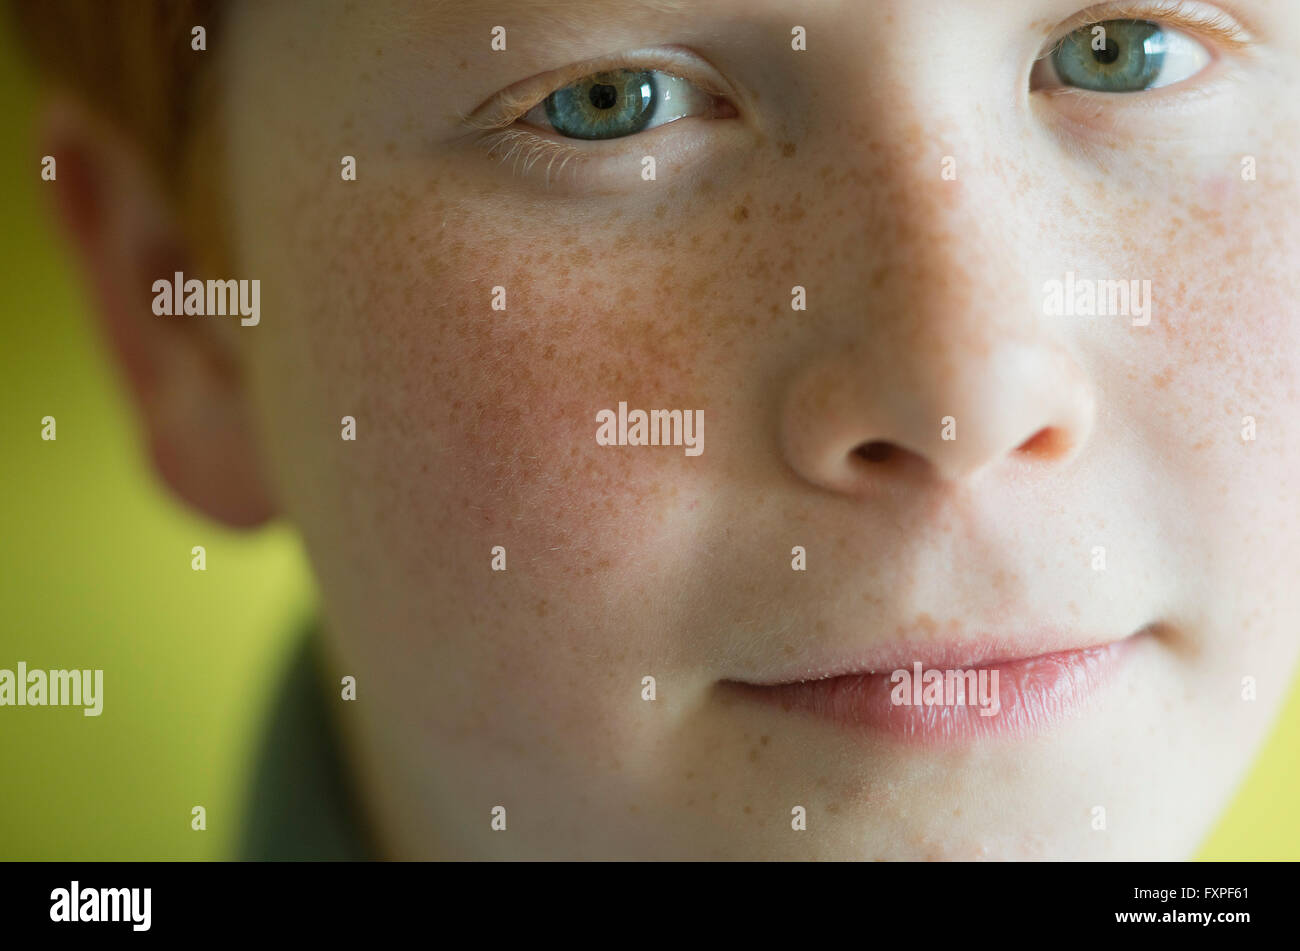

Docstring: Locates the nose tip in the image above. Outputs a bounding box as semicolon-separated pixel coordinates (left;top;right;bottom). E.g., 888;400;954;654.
778;344;1096;495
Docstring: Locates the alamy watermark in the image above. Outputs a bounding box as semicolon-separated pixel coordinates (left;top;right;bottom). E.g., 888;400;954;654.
152;271;260;326
595;402;703;456
0;662;103;716
50;881;150;931
1043;271;1151;326
890;662;1001;717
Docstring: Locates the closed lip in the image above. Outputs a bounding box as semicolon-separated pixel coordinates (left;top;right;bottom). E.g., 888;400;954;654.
721;627;1149;746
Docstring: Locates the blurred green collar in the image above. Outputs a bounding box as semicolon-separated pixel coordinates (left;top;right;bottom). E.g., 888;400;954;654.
237;629;374;861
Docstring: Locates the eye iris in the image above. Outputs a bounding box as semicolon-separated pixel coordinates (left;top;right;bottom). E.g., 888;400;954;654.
544;69;657;139
1053;19;1166;92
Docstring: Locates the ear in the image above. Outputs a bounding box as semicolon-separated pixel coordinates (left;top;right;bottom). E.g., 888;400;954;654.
38;96;277;528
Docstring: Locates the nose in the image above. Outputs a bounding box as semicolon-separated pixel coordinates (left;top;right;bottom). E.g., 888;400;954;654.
778;162;1095;495
779;335;1096;493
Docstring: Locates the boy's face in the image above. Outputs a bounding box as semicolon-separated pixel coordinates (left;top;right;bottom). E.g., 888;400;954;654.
216;0;1300;858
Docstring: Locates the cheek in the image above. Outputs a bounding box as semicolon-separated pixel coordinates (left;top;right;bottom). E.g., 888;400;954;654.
423;235;698;569
236;158;790;728
1129;169;1300;649
371;178;793;586
1144;176;1300;464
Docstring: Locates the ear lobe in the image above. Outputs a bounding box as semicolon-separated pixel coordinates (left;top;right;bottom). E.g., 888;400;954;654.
39;96;278;528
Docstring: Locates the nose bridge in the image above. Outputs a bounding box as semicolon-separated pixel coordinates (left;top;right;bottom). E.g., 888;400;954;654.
853;144;1045;406
817;81;1029;334
776;101;1096;493
894;140;1026;321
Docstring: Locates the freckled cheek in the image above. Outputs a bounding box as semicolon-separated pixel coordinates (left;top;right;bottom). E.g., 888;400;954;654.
405;237;724;572
1137;184;1296;373
1139;219;1300;546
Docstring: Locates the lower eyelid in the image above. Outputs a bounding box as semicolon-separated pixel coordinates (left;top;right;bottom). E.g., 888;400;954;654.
506;110;711;154
472;113;745;193
1034;69;1246;145
1045;58;1235;105
475;127;588;182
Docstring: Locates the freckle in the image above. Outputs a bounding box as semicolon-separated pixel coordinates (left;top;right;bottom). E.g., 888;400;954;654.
536;599;549;617
732;204;749;222
760;735;770;746
744;805;753;814
781;142;797;157
628;804;639;814
685;771;695;780
748;748;759;762
458;59;468;70
827;803;840;815
654;203;667;218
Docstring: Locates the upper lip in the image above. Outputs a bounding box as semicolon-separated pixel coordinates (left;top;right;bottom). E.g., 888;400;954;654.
726;629;1142;687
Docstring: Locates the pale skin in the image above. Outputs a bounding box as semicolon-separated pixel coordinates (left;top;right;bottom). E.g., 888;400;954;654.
43;0;1300;858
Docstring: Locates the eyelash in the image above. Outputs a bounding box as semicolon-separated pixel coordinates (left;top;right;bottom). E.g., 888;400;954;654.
477;127;587;183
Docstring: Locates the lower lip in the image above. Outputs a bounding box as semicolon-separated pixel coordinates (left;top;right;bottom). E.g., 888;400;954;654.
725;640;1135;746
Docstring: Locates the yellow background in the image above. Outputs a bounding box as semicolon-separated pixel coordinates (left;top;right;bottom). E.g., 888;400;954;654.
0;16;1295;861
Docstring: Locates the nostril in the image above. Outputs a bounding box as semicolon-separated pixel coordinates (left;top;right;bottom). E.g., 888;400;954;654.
1015;426;1070;459
849;439;933;483
855;440;896;464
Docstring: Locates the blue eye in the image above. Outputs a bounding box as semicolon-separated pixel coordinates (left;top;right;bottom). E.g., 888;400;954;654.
528;68;719;140
544;70;656;139
1050;19;1211;92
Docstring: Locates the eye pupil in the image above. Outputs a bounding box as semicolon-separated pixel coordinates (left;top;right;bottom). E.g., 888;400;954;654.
588;83;619;110
1092;41;1120;65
